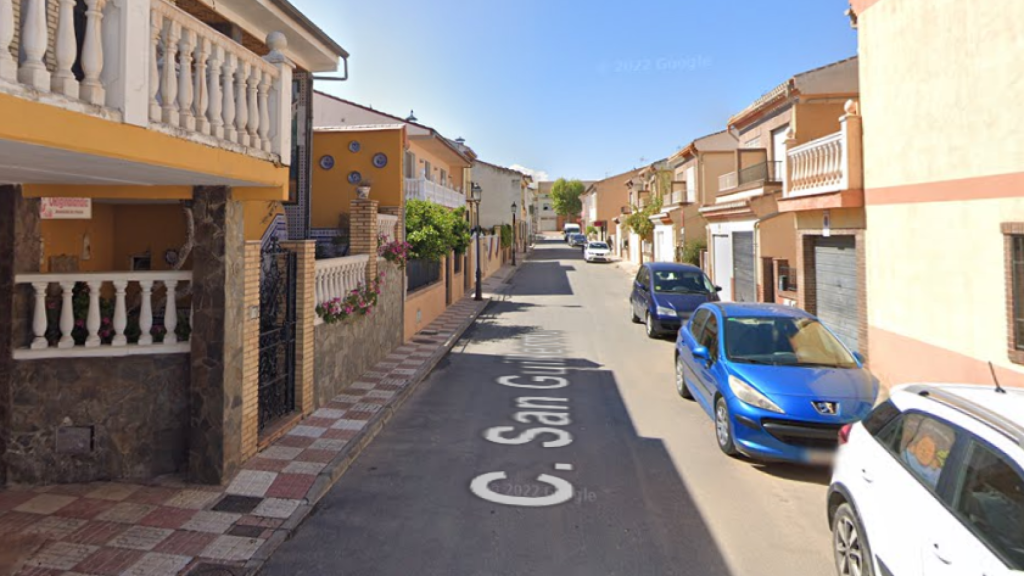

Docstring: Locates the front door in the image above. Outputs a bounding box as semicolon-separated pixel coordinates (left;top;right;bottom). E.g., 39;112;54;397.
713;234;733;301
258;238;298;432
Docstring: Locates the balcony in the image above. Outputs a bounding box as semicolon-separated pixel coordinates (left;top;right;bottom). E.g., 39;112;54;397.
0;0;293;164
405;177;466;209
785;110;863;199
719;161;782;193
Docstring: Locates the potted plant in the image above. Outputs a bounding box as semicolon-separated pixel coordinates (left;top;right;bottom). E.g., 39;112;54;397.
356;179;372;199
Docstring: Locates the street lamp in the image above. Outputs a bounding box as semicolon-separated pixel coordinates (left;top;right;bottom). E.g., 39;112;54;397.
511;201;517;266
470;182;483;301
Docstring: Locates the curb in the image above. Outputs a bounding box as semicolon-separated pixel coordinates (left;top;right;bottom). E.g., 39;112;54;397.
244;298;491;575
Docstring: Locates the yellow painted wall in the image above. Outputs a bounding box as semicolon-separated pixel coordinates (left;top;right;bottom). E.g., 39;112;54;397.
859;0;1024;189
408;140;465;191
793;101;850;146
403;262;448;341
41;203;189;272
795;207;865;231
758;212;797;265
244;201;284;241
311;130;405;229
0;93;288;194
41;204;115;272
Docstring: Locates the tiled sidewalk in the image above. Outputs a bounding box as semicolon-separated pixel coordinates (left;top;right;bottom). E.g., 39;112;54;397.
1;293;493;576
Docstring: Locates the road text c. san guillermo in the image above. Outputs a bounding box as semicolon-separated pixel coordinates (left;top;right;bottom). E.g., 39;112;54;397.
470;332;579;507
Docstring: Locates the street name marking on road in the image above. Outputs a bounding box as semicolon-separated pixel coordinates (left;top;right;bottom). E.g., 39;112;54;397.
470;331;579;507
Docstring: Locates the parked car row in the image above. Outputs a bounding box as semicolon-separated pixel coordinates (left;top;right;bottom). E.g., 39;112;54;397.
624;261;1024;576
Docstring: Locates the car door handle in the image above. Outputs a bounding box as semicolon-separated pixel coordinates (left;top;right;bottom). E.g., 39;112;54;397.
861;468;873;484
932;543;952;565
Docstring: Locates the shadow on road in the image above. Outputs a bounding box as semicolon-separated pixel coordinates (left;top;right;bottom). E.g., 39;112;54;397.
509;260;576;296
750;462;832;486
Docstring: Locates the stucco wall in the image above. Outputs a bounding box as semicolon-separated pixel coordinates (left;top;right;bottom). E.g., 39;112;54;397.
404;277;447;341
860;0;1024;388
758;212;797;266
6;355;190;485
314;262;404;405
311;130;405;230
474;162;522;229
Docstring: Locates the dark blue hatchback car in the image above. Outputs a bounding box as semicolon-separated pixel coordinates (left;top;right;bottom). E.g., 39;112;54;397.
629;262;721;338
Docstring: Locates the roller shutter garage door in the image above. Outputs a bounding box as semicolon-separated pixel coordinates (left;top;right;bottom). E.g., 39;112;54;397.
814;237;859;351
732;232;755;302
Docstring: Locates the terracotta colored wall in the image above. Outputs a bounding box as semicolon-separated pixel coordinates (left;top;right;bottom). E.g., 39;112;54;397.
404;273;448;341
793;101;850;146
41;203;115;272
311;130;405;229
408;141;464;191
243;201;284;242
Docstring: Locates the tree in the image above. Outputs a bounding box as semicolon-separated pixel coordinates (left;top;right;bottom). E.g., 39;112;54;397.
405;200;471;261
550;178;585;220
623;193;663;265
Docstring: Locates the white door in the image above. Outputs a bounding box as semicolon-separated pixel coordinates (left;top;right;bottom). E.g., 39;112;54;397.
712;234;732;301
772;125;789;185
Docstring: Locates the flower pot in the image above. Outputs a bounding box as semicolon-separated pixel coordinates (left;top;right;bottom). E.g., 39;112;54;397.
356;185;371;199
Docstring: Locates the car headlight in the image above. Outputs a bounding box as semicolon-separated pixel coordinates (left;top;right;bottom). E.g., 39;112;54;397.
655;306;677;318
728;375;784;413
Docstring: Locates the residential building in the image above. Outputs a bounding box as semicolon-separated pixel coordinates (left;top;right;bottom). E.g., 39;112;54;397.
535;182;558;232
658;131;738;268
701;57;859;308
851;0;1024;388
0;0;347;485
473;160;527;231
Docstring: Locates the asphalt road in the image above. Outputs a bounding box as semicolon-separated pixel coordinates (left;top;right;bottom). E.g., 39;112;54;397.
262;239;834;576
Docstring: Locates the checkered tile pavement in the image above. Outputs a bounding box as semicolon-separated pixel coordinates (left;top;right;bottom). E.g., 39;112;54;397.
2;296;490;576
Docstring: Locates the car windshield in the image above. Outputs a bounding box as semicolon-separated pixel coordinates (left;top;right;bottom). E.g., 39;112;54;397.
588;243;608;250
651;269;715;294
724;316;858;369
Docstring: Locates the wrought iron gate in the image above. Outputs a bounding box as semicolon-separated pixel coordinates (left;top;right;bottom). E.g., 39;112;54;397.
258;238;297;431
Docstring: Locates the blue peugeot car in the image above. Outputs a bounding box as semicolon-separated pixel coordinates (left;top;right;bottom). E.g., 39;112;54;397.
629;262;721;338
674;303;878;464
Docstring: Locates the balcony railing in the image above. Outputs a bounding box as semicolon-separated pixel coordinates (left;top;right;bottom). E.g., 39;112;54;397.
15;271;193;359
405;177;466;209
784;108;862;200
0;0;293;162
377;214;399;242
315;254;369;308
719;161;782;193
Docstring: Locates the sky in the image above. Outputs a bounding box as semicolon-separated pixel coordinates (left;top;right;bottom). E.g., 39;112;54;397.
293;0;858;182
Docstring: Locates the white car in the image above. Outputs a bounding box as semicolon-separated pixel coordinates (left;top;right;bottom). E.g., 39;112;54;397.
828;383;1024;576
584;241;612;262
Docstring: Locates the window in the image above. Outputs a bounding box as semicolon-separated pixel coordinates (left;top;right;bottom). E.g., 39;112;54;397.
405;152;416;179
685;166;696;203
877;413;958;491
723;317;857;369
652;270;716;295
863;400;901;437
698;314;719;362
690;308;711;338
1004;225;1024;364
423;161;432;181
440;169;448;187
951;440;1024;569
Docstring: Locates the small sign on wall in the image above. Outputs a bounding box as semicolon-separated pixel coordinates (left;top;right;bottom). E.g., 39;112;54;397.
823;210;831;238
41;197;92;220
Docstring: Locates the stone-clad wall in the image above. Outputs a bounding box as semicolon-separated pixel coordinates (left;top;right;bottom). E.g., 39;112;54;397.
313;261;403;406
6;355;190;485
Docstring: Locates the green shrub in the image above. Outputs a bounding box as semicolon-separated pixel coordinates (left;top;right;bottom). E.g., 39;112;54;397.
405;199;471;261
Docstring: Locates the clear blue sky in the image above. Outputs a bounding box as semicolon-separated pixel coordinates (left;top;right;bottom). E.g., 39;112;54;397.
294;0;857;181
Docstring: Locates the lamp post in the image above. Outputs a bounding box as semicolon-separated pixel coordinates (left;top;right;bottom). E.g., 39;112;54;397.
471;183;483;301
511;202;517;266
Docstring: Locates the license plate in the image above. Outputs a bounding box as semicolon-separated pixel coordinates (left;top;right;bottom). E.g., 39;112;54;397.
807;449;835;466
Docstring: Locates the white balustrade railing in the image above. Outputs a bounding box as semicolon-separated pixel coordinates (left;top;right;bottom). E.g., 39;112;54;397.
719;171;739;192
405;177;467;209
14;271;192;359
0;0;293;161
315;254;369;309
785;131;846;198
377;214;399;242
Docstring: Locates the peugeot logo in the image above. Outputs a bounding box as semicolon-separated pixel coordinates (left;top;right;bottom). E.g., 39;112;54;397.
813;401;839;415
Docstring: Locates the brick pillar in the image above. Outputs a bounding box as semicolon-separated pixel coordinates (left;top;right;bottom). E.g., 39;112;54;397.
188;186;246;485
241;242;261;461
379;206;403;243
282;240;316;415
350;199;379;285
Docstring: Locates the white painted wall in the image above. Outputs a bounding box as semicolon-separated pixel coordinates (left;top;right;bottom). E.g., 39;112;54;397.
474;162;523;229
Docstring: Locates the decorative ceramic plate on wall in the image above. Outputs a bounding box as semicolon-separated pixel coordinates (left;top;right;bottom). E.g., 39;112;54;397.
348;141;361;153
319;155;335;170
347;171;362;184
372;153;388;168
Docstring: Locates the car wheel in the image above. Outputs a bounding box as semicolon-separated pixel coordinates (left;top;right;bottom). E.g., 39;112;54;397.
714;397;738;456
645;312;657;339
675;356;693;399
833;503;874;576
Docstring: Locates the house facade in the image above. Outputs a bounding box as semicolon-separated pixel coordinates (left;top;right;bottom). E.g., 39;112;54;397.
701;57;859;310
534;182;557;232
0;0;348;485
473;160;526;231
582;168;640;247
852;0;1024;388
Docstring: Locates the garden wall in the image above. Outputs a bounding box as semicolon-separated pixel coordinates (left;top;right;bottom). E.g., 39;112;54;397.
313;261;404;406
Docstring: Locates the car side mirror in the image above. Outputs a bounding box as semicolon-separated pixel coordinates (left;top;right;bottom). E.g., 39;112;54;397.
714;286;723;292
693;345;709;361
853;351;865;365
